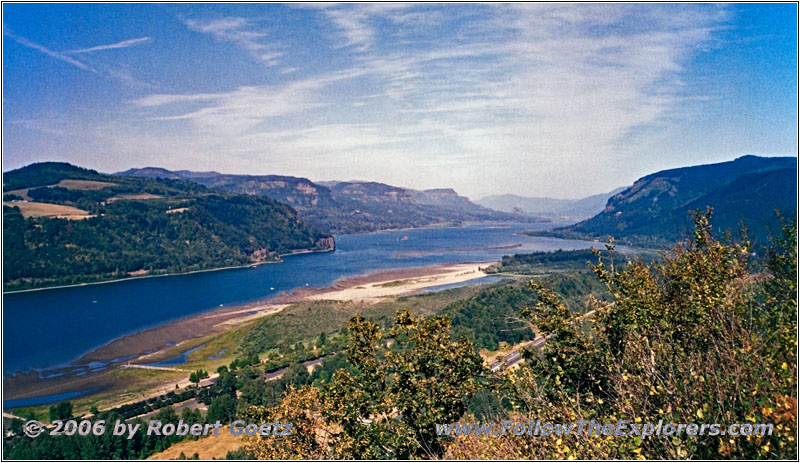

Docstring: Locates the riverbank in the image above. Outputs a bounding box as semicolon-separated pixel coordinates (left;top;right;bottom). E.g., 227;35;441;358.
3;247;335;295
3;260;495;405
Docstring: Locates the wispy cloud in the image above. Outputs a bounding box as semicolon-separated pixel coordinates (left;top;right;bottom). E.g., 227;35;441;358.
3;30;156;88
133;80;329;133
121;4;733;197
302;3;413;51
183;17;282;65
4;30;99;74
67;37;151;54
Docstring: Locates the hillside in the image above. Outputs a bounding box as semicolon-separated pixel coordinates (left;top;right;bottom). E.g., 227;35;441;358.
477;187;625;221
117;169;535;234
532;155;796;245
3;163;333;291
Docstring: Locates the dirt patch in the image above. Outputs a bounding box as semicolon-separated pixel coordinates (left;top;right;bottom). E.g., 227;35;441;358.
108;193;162;202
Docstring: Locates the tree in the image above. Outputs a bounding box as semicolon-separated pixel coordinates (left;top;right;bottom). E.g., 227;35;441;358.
49;401;73;422
206;395;236;424
242;309;485;459
460;211;797;460
188;369;208;384
9;418;23;436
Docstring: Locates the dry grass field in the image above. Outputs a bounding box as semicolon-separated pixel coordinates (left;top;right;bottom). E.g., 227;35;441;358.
146;427;244;460
4;179;116;200
55;179;117;190
4;201;93;219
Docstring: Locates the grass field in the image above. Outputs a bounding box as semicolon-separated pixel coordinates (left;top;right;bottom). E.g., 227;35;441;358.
3;201;93;219
4;179;117;200
146;427;245;460
55;179;117;190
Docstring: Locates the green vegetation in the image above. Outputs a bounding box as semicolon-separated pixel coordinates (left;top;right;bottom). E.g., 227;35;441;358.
531;155;796;246
442;273;609;351
486;248;619;274
238;213;795;459
119;168;532;234
241;310;484;459
239;284;488;357
188;369;209;384
3;163;332;291
4;404;206;459
3;206;794;459
448;213;797;459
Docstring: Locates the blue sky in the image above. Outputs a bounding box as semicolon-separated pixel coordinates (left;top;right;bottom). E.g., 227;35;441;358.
2;3;797;199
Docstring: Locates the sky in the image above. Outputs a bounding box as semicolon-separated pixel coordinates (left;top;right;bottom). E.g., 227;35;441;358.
2;3;797;200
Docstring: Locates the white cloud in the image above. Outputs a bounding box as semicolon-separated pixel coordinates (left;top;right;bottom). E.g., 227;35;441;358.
121;4;731;198
133;80;332;133
4;30;155;87
305;3;413;51
4;30;99;74
183;16;283;65
67;37;152;54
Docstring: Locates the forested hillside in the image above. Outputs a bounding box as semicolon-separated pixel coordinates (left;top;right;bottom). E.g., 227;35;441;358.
532;156;796;245
118;168;534;234
3;163;333;291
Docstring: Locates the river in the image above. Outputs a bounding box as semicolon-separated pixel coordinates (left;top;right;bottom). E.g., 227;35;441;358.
3;222;597;376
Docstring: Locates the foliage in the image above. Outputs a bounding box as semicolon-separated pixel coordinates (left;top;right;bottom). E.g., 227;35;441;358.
442;281;538;351
188;369;209;383
486;248;618;274
241;310;485;459
536;155;796;246
3;163;332;291
48;401;73;421
449;212;797;459
206;395;237;424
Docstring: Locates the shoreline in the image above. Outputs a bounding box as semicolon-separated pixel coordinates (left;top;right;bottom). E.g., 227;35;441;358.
2;247;335;295
3;260;497;403
4;220;550;294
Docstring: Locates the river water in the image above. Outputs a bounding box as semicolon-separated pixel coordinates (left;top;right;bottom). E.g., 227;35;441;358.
3;222;596;375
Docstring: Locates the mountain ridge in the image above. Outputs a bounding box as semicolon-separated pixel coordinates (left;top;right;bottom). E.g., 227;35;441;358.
478;187;626;221
116;168;538;234
530;155;797;245
3;162;333;291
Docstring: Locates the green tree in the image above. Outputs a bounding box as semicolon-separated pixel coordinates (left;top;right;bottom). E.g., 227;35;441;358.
206;395;237;424
48;401;73;422
474;212;797;460
188;369;208;384
242;309;485;459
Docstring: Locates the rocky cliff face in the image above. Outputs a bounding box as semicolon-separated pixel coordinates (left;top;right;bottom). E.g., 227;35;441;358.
315;236;336;251
117;168;537;234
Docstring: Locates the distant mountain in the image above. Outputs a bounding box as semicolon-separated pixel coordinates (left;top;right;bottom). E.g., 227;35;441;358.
117;169;537;234
407;188;501;216
478;187;626;221
532;155;797;246
3;162;333;291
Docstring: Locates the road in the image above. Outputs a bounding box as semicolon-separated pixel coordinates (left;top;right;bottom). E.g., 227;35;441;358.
488;308;598;372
